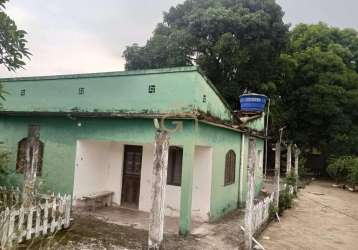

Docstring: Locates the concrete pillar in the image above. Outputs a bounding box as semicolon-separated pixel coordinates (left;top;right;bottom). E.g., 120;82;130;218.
148;130;170;250
179;143;195;236
273;142;281;209
22;125;41;208
286;144;292;176
244;137;256;250
294;147;300;192
239;134;245;205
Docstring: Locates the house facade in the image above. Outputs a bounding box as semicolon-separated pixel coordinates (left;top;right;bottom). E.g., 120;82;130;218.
0;66;265;234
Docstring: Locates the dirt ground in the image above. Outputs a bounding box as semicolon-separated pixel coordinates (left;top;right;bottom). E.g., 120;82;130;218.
259;180;358;250
20;210;245;250
19;180;358;250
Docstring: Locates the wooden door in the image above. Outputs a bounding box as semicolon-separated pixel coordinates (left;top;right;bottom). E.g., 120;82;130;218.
121;145;143;208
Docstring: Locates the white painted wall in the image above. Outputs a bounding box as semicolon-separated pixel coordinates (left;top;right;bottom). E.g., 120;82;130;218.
138;144;154;212
192;146;213;221
73;140;124;205
104;142;124;204
73;141;212;221
138;145;213;221
138;144;182;218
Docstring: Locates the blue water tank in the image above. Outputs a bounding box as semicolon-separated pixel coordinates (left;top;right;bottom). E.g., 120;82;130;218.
239;94;267;112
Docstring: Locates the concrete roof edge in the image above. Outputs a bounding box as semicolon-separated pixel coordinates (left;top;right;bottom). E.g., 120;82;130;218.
195;67;239;124
0;66;199;82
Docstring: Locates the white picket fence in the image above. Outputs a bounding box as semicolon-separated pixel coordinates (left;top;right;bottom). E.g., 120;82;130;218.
252;192;274;233
0;188;72;248
0;186;21;210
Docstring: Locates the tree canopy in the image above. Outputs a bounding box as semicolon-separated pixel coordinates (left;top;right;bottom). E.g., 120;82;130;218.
123;0;289;108
0;0;30;71
123;1;358;161
277;23;358;157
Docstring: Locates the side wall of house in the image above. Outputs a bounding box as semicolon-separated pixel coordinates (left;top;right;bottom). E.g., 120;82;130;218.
0;117;213;221
196;122;265;221
194;74;233;121
196;123;242;220
0;117;194;194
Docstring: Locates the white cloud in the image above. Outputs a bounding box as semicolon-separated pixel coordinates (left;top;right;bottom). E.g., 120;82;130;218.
0;0;357;78
0;0;182;77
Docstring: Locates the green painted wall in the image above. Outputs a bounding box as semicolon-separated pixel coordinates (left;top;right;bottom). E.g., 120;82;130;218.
195;123;265;221
0;116;198;194
194;73;233;121
196;123;242;220
0;115;264;232
0;67;232;122
245;114;266;132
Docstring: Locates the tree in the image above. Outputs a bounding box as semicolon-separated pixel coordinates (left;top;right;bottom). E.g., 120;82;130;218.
0;0;30;186
123;0;289;108
0;0;30;71
277;23;358;158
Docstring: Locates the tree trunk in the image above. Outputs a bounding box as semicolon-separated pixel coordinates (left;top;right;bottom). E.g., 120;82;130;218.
22;126;41;208
148;130;170;250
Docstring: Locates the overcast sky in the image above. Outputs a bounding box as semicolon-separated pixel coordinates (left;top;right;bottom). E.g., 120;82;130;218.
1;0;357;77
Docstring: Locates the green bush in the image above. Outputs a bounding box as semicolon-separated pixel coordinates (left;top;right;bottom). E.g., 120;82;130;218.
286;174;297;186
327;156;358;186
278;187;294;215
298;156;308;177
348;160;358;187
0;146;19;187
269;203;278;218
0;149;11;185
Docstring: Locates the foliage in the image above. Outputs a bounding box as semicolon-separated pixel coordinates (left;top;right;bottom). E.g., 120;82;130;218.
276;23;358;159
285;174;296;186
0;147;15;186
349;163;358;187
278;186;294;214
0;0;30;71
269;203;278;218
298;155;307;177
327;156;358;186
123;0;289;109
124;2;358;162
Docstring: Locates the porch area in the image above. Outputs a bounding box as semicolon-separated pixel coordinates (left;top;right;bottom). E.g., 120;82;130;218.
23;207;245;249
77;206;202;234
72;139;213;234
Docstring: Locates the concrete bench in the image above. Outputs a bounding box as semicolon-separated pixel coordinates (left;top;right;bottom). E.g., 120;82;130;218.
82;191;114;211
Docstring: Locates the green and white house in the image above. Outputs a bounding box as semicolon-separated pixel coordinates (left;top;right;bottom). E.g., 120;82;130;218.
0;66;265;234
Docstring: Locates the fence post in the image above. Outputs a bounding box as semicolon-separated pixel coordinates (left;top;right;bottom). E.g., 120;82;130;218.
35;205;41;236
244;137;256;250
18;206;24;243
26;207;33;240
286;144;292;176
148;129;170;250
294;147;300;192
64;195;71;229
51;198;56;233
8;209;15;247
43;200;49;234
57;194;63;231
273;142;281;209
1;208;10;248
